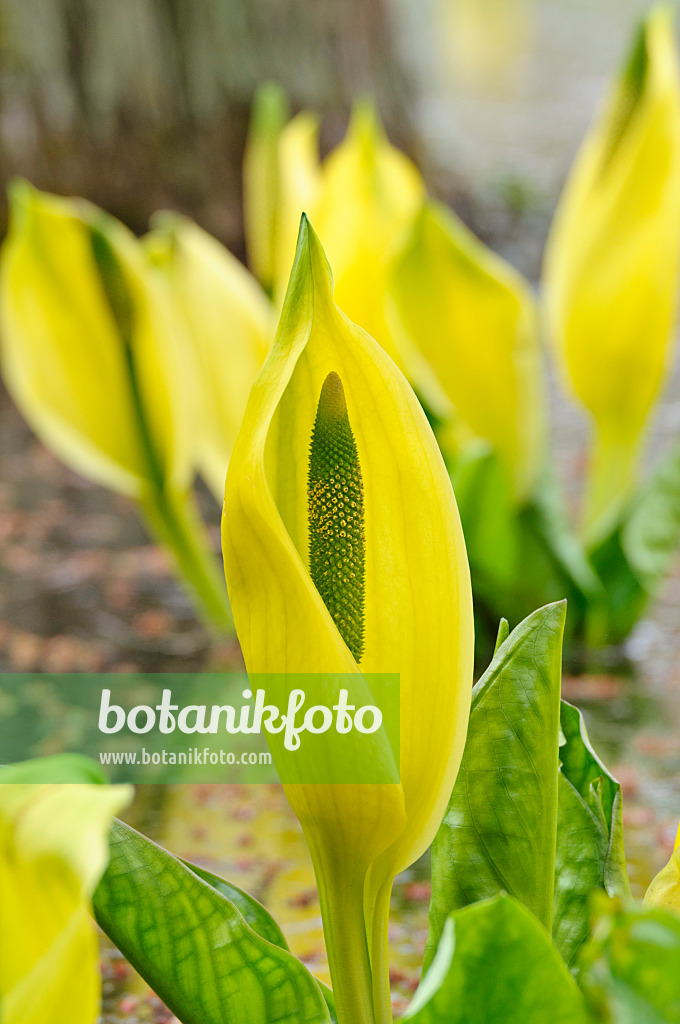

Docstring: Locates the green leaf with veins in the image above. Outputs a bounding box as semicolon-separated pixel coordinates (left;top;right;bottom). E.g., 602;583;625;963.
424;602;565;971
181;859;289;949
183;857;338;1022
93;819;331;1024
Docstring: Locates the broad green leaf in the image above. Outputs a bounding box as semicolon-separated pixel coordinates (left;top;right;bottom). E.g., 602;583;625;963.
558;702;628;887
407;895;587;1024
182;859;289;949
183;859;338;1022
624;435;680;590
553;702;629;971
0;782;131;1024
94;819;331;1024
528;473;604;605
580;897;680;1023
456;464;599;659
425;602;565;970
0;753;108;784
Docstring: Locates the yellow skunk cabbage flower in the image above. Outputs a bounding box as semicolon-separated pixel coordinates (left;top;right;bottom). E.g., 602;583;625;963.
244;94;424;364
146;214;273;499
314;104;425;366
0;182;231;631
388;200;544;502
543;5;680;544
0;783;131;1024
243;83;321;301
222;218;473;1024
645;822;680;915
1;181;189;499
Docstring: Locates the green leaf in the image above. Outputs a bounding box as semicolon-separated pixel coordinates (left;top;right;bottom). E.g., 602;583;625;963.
529;473;604;605
182;859;290;949
406;895;587;1024
588;527;647;644
559;702;628;895
587;437;680;644
494;617;510;653
93;819;331;1024
456;462;599;659
425;602;566;970
580;897;680;1023
623;435;680;594
0;753;108;784
450;446;520;589
183;859;338;1023
553;702;629;972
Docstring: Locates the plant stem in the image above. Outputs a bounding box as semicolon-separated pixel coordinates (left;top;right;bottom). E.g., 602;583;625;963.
582;425;639;548
314;858;376;1024
139;485;232;634
368;877;394;1024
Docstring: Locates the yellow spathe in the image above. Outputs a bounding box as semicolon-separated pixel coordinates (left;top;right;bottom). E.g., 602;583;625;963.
543;5;680;543
0;783;131;1024
313;105;424;367
389;200;544;502
0;182;191;499
222;218;473;1024
147;214;273;499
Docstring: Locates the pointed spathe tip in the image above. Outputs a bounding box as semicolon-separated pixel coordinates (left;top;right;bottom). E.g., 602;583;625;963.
287;213;334;302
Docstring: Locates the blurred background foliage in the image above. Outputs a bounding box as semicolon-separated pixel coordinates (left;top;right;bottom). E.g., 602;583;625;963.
0;0;653;270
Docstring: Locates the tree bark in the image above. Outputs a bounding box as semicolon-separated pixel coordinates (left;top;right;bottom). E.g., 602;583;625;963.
0;0;416;249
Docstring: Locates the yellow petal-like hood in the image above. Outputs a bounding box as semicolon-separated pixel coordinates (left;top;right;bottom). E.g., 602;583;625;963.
243;85;321;303
644;821;680;916
147;214;273;499
388;200;544;502
314;105;425;366
543;5;680;541
0;783;131;1024
223;217;473;1023
0;182;191;498
273;112;322;304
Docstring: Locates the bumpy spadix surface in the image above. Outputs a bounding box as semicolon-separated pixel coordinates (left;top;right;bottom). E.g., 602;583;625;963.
308;371;366;662
223;217;474;1024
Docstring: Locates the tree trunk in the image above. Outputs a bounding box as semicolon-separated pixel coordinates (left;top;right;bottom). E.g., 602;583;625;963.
0;0;416;250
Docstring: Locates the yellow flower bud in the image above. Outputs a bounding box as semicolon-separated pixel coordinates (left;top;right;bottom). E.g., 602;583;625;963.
543;6;680;542
0;782;131;1024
